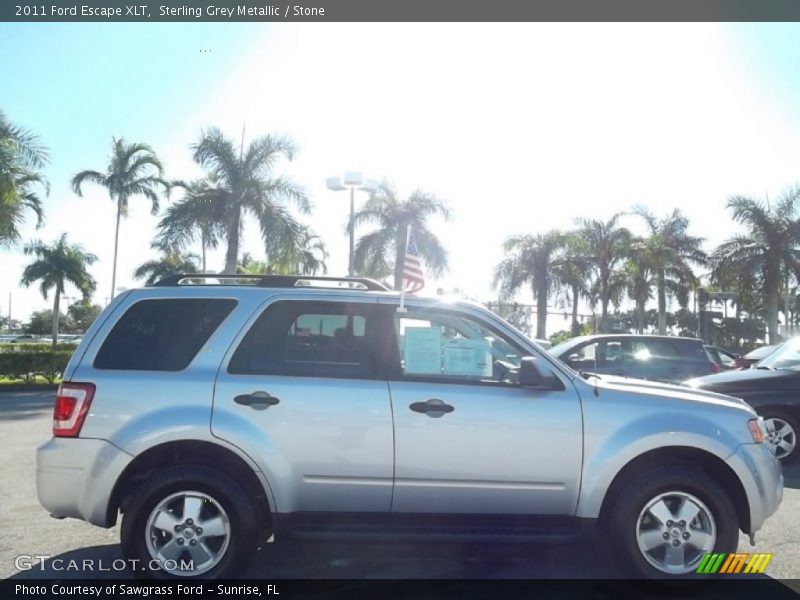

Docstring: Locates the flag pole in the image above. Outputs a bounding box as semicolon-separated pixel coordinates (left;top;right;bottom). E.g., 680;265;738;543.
397;224;412;313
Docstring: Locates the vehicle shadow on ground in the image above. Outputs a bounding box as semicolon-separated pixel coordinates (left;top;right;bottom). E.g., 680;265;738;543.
781;464;800;489
0;392;54;422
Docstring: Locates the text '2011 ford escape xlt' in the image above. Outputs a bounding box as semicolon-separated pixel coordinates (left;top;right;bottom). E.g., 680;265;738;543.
37;275;783;579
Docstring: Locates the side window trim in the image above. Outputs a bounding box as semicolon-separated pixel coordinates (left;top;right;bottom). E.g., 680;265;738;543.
384;305;529;388
93;298;238;372
226;298;382;380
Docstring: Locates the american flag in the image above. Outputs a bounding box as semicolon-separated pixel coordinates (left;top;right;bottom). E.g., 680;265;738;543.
401;226;425;292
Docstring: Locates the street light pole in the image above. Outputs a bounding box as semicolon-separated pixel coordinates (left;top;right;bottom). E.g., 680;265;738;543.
326;172;378;277
349;185;355;276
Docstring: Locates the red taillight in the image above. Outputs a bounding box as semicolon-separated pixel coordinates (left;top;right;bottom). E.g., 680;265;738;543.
53;382;95;437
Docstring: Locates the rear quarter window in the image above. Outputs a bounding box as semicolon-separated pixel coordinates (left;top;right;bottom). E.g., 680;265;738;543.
93;298;237;371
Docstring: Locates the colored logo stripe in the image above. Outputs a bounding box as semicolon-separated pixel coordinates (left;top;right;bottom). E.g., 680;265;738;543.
696;553;773;574
696;553;726;573
745;553;773;574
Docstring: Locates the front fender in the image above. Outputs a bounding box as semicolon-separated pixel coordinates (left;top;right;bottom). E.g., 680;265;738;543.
576;413;742;519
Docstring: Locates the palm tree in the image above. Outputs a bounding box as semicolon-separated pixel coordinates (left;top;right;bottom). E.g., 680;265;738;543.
624;238;655;334
20;233;97;346
711;190;800;343
190;127;309;274
550;232;592;337
494;231;563;339
634;207;705;334
351;182;450;289
577;214;632;333
133;250;199;285
236;252;268;275
0;110;49;247
155;177;227;272
267;228;328;275
235;229;328;276
71;138;167;302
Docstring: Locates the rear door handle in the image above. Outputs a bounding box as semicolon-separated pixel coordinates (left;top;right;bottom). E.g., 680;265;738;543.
234;391;280;410
409;398;454;418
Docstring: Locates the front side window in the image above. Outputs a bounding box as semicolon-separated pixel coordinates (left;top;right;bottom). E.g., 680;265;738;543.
389;308;526;385
228;301;376;378
94;298;237;371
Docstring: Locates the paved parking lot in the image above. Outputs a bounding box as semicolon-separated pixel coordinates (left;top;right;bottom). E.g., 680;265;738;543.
2;390;800;583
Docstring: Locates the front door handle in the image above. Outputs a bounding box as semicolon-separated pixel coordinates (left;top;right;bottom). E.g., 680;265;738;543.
409;398;454;418
234;391;280;411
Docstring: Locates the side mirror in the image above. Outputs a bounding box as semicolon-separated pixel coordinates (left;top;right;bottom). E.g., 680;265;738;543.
519;356;544;387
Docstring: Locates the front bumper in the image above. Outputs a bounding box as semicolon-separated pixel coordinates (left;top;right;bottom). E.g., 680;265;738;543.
37;437;133;527
725;442;783;534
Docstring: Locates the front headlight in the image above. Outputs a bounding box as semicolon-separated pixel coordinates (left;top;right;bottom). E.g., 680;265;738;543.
748;417;767;443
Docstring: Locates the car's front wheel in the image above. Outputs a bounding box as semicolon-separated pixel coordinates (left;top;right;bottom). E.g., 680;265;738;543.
121;465;259;579
609;466;738;579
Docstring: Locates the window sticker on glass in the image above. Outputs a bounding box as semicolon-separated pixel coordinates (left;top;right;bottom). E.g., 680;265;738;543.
403;327;442;374
443;338;492;377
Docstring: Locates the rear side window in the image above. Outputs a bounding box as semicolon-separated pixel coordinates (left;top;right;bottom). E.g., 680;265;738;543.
94;299;237;371
228;301;377;378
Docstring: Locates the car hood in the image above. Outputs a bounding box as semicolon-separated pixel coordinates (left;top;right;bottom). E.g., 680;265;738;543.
585;373;753;412
685;367;798;394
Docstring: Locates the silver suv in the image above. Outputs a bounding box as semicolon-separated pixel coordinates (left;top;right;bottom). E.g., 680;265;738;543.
37;275;783;580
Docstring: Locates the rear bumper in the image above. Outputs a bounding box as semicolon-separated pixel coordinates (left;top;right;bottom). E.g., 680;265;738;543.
37;437;133;527
725;443;783;533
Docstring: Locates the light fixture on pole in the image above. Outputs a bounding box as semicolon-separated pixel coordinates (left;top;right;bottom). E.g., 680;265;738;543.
326;172;378;276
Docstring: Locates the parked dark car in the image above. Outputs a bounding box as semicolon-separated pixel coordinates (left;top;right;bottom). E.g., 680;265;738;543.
704;345;741;371
686;338;800;463
549;334;716;383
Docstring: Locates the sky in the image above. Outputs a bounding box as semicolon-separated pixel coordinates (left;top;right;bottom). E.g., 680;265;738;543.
3;22;800;335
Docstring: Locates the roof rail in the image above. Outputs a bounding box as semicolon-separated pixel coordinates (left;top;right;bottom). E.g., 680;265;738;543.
151;273;392;291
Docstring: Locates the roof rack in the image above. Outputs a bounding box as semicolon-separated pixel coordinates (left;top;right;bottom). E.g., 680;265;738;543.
151;274;392;292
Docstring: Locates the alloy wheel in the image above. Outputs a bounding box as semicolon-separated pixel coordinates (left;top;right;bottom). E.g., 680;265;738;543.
144;490;231;576
764;417;797;460
635;491;716;575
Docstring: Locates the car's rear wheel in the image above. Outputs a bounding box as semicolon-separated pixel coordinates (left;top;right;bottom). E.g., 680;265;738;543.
609;466;738;579
762;411;798;463
121;465;258;579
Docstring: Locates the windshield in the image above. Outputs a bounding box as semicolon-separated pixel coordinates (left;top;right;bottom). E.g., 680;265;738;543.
757;340;800;370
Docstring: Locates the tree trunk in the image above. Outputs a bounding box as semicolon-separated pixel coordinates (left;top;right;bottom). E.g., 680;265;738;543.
637;299;646;334
110;196;123;303
765;275;780;344
536;285;548;340
600;294;610;333
223;207;242;274
394;227;406;290
570;285;580;336
657;270;667;334
51;289;60;348
201;229;207;272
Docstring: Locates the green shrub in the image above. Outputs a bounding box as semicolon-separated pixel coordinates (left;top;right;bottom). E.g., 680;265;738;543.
0;343;77;353
0;351;73;384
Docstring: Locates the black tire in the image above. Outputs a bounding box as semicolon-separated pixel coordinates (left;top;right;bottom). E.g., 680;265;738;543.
608;466;738;580
121;464;259;580
760;410;799;464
